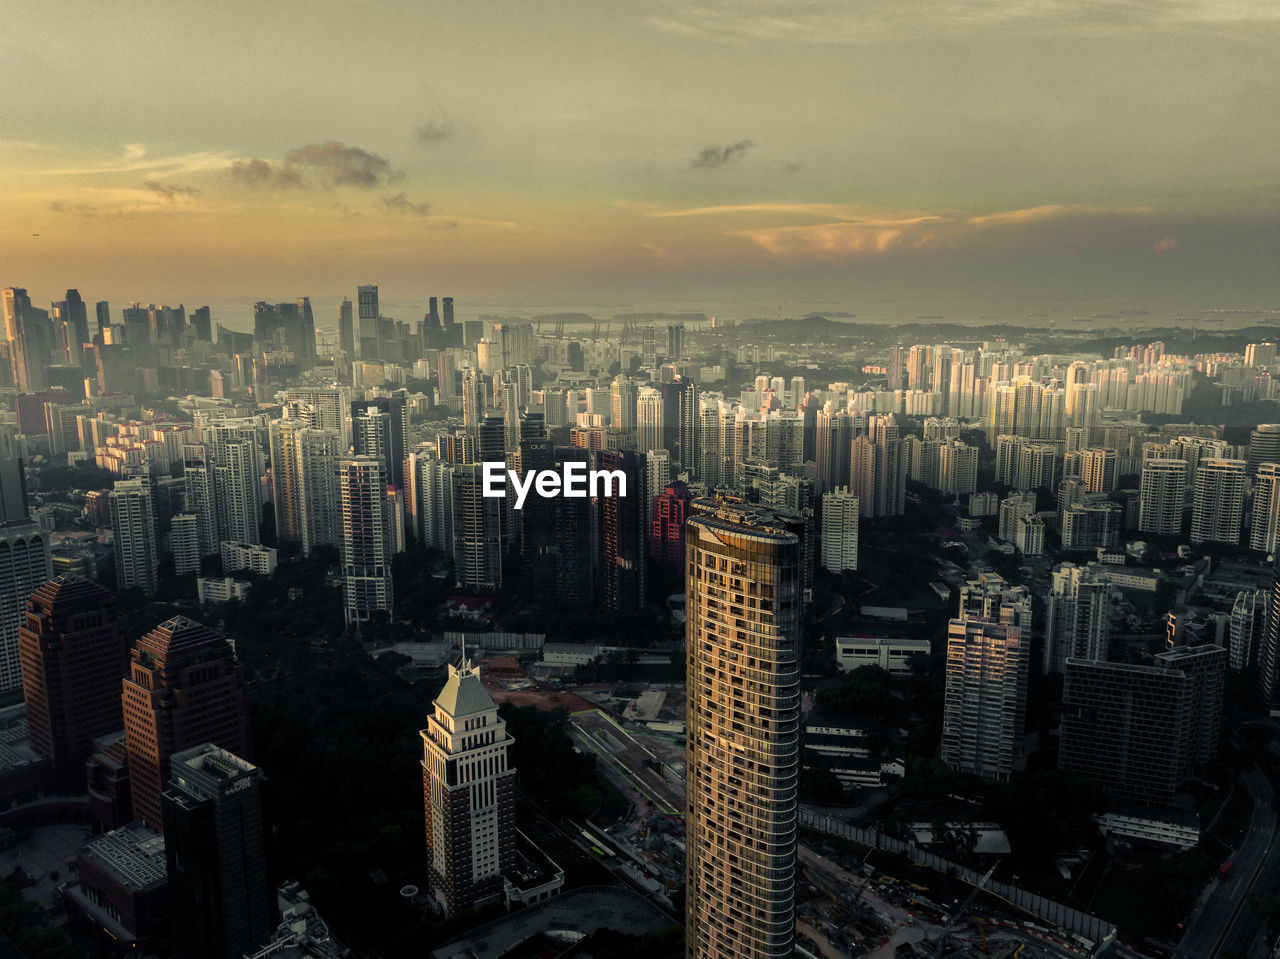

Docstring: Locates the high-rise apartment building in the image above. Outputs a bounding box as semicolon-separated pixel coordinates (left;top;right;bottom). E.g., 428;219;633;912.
182;444;219;556
1138;459;1187;536
1252;463;1280;555
163;744;273;959
685;498;802;959
1248;424;1280;475
19;577;128;793
122;616;252;828
820;487;859;573
407;453;454;553
1189;458;1246;545
1230;589;1268;671
170;513;202;575
649;482;695;568
451;463;503;591
1043;563;1114;674
941;617;1028;780
339;456;394;625
110;477;158;595
420;657;517;916
214;438;261;546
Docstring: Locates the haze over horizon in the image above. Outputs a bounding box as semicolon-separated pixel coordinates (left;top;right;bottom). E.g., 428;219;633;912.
6;0;1280;308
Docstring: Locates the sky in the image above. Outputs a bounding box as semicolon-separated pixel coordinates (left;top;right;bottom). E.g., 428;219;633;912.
4;0;1280;323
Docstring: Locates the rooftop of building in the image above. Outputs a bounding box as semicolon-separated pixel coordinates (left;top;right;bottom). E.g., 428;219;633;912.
24;575;113;616
78;820;167;891
434;660;498;718
0;706;42;777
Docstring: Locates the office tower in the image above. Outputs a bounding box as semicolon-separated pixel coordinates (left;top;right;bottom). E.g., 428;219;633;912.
820;487;859;573
450;463;503;591
1060;645;1226;804
0;433;29;524
351;395;409;489
686;499;802;959
1190;459;1246;545
650;482;695;568
421;656;517;916
407;453;454;553
0;522;52;695
441;296;454;338
1043;563;1115;674
665;323;685;361
1248;424;1280;476
357;284;380;359
610;374;637;434
171;513;202;575
94;301;111;338
3;287;50;391
337;297;355;357
190;305;211;342
296;296;317;367
62;289;89;358
339;457;394;625
163;744;272;959
1230;589;1268;670
123;617;252;827
514;415;555;592
597;449;646;612
941;617;1028;780
110;477;158;595
18;577;127;794
1138;459;1186;536
659;377;697;471
551;447;594;604
1252;463;1280;554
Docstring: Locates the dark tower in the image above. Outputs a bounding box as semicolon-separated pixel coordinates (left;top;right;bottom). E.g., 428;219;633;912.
19;577;128;794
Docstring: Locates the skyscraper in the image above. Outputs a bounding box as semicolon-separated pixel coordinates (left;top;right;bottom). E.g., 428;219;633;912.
941;617;1028;780
181;444;219;556
170;513;202;575
110;477;158;595
1138;458;1187;537
1190;458;1246;545
686;498;801;959
819;487;859;572
450;463;503;591
351;395;409;490
339;456;394;625
122;616;252;828
1252;463;1280;554
597;449;646;612
0;432;29;525
1043;563;1114;674
407;452;454;553
19;577;128;793
163;744;273;959
421;657;517;916
1059;645;1226;804
357;284;380;359
1248;424;1280;476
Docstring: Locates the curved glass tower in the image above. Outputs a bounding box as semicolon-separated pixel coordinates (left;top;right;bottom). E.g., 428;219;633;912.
685;497;801;959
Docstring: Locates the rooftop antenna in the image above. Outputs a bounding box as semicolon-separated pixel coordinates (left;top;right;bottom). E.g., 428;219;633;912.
460;634;467;671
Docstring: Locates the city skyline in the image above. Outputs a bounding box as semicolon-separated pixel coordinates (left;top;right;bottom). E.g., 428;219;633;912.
6;2;1280;308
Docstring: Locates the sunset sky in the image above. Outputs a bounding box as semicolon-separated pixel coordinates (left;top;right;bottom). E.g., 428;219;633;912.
5;0;1280;320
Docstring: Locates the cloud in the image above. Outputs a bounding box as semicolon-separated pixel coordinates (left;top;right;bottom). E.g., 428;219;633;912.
227;158;304;189
49;200;98;216
1150;235;1181;255
143;179;201;202
644;0;1280;45
714;202;1154;258
285;140;398;188
692;140;755;169
382;192;432;216
415;114;457;143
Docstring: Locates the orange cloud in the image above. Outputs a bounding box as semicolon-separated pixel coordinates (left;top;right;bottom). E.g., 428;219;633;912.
1150;235;1181;255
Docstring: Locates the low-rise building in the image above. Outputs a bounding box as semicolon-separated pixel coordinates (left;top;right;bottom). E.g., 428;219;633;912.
197;576;253;605
219;541;278;576
835;636;930;675
64;821;170;951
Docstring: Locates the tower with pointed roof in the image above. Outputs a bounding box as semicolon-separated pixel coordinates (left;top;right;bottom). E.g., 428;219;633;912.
122;616;252;828
420;656;516;915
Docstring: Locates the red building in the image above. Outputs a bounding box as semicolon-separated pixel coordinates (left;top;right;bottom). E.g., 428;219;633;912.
649;482;695;567
19;576;129;794
122;617;251;828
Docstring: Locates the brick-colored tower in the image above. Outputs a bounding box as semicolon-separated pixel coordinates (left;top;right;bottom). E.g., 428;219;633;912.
122;616;251;828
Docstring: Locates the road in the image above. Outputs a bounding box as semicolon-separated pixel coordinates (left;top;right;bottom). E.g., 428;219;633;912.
1176;769;1278;959
570;710;685;815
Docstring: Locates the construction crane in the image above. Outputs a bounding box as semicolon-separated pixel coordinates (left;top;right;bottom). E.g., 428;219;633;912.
926;863;999;958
